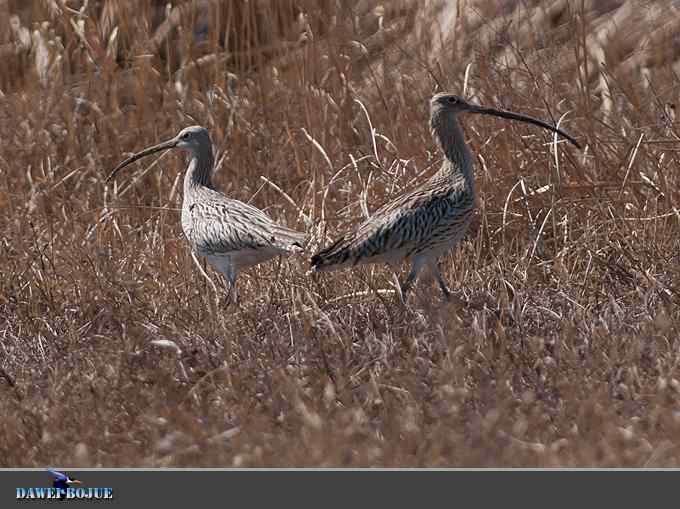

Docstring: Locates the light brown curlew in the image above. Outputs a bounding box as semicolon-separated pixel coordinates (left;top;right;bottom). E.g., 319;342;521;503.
107;126;305;303
311;93;580;300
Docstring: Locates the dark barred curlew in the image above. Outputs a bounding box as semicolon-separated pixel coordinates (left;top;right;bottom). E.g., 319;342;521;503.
311;93;580;299
107;126;305;303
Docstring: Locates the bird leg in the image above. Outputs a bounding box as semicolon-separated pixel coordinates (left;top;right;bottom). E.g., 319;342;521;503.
226;270;240;307
214;260;239;308
428;260;451;300
392;272;405;302
397;256;426;302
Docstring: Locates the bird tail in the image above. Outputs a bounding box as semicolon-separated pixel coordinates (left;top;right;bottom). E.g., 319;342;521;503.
310;236;353;271
275;224;306;252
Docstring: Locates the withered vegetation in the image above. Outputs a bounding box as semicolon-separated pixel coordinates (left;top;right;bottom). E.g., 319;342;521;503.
2;0;680;467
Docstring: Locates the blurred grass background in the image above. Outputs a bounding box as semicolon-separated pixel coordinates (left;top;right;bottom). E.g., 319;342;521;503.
2;0;680;467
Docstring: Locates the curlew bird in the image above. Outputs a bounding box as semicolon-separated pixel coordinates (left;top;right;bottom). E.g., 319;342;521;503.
311;93;580;300
107;126;305;303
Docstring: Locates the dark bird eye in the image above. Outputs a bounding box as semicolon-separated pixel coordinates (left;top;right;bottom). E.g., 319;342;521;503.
448;96;458;104
181;132;190;140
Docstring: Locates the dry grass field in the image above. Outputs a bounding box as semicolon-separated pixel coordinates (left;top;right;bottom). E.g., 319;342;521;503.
2;0;680;467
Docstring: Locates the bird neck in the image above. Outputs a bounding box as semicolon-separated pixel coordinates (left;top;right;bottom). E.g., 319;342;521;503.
184;150;214;190
431;112;474;190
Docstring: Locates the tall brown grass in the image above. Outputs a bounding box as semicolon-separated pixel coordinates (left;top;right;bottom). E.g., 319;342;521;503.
1;0;680;467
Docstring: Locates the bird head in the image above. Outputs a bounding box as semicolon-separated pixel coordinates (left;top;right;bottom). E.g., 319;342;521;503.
429;92;580;149
106;125;213;183
174;125;211;152
430;93;474;114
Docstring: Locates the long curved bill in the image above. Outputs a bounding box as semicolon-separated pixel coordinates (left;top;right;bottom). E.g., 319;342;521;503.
468;104;580;149
106;137;178;182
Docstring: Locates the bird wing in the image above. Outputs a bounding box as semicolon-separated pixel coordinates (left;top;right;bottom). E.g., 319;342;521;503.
353;186;459;255
188;192;304;256
314;177;473;266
